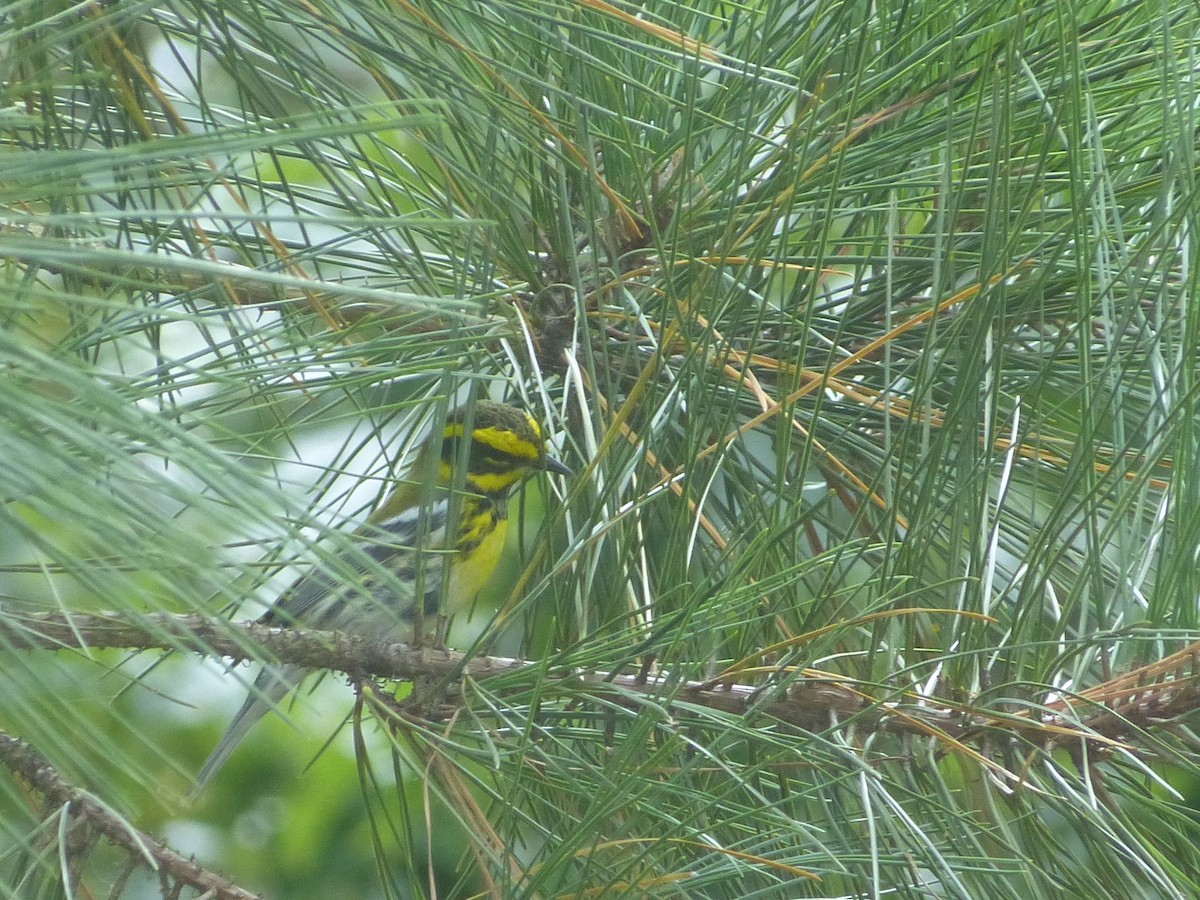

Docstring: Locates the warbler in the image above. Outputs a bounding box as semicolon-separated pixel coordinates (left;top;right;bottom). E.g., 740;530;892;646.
195;400;571;790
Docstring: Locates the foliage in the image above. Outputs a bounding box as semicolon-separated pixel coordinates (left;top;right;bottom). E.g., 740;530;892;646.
2;0;1200;897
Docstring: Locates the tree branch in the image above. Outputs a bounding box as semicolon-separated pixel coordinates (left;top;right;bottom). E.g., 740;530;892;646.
3;607;1200;777
0;729;257;900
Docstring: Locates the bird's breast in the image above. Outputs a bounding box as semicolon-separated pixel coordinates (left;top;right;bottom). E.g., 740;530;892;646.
446;508;509;615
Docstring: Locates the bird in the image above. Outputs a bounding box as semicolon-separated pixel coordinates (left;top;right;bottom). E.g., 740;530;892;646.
194;400;572;792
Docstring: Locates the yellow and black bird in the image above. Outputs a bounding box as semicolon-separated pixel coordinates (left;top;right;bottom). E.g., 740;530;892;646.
195;400;571;790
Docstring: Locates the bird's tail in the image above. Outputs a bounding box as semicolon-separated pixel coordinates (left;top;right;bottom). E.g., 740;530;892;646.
191;663;303;797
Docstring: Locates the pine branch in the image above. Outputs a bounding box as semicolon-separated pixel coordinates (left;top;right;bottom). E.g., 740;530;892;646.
0;729;257;900
4;607;1199;774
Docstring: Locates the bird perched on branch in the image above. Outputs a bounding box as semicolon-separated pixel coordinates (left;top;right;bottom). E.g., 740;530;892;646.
194;400;572;791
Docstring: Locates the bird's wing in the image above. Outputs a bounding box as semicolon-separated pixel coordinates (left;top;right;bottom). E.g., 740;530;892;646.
260;500;450;638
196;503;451;792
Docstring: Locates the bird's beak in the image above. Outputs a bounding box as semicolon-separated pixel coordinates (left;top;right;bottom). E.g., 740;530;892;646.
540;454;574;478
